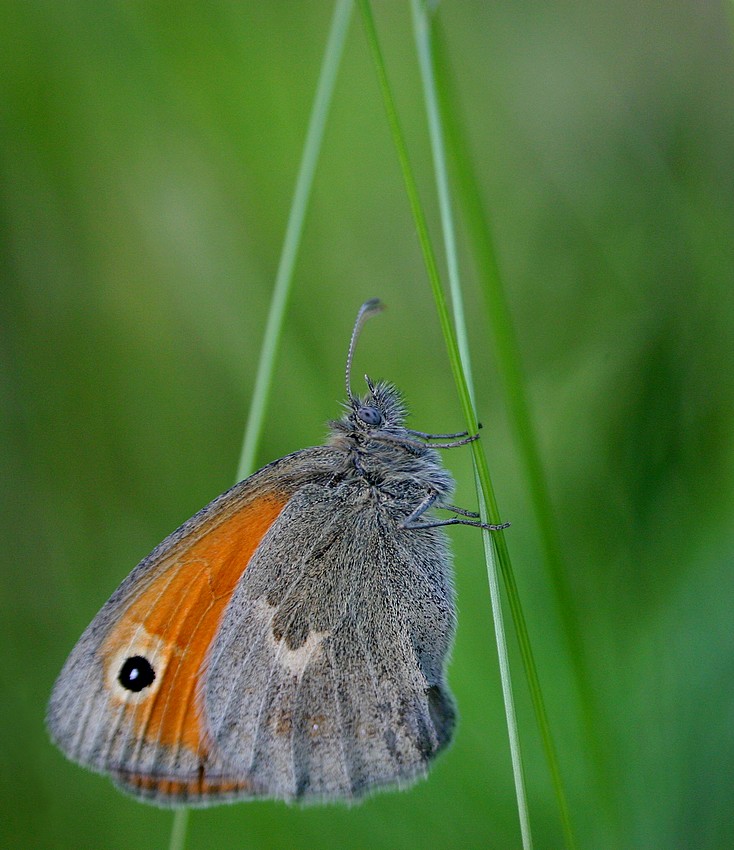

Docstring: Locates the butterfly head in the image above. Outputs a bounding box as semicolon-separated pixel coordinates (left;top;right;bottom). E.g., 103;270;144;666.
346;376;408;434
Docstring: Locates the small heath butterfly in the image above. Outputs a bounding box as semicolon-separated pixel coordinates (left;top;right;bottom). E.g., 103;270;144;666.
47;299;508;806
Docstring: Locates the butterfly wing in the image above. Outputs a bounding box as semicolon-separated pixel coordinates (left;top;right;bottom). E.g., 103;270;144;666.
47;447;339;805
203;480;457;803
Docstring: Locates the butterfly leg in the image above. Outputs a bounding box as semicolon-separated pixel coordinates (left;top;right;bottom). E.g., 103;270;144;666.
372;431;478;453
406;422;483;446
406;428;472;440
415;433;480;449
440;504;480;518
401;490;509;532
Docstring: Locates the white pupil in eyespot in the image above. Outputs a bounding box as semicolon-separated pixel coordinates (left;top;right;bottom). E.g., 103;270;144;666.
118;655;156;692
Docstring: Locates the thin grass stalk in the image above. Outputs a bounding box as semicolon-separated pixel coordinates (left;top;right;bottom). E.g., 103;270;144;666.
358;2;550;845
430;11;616;845
168;809;189;850
357;0;492;508
417;4;579;845
168;4;353;849
410;1;533;847
236;0;354;482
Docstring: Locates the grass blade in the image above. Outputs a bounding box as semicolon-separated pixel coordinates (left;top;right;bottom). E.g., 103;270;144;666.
357;2;555;847
431;10;623;845
410;1;533;847
168;809;189;850
236;0;354;482
421;5;580;845
168;4;353;848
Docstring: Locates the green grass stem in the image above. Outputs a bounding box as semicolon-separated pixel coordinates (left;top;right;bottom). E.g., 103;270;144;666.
236;0;354;483
169;4;353;848
357;1;552;846
431;12;618;844
168;809;189;850
410;1;533;847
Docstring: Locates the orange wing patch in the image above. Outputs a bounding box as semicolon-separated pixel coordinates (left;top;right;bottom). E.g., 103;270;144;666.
100;493;288;771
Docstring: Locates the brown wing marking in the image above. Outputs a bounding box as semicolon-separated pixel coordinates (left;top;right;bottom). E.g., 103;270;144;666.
114;768;257;804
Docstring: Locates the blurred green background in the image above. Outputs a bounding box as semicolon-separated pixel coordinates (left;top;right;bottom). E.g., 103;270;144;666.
3;2;734;848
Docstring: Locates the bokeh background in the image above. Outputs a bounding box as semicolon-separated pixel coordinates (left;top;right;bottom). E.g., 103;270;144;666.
3;2;734;848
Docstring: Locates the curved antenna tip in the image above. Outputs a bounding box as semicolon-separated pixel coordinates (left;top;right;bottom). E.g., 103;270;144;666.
345;299;385;402
361;297;384;314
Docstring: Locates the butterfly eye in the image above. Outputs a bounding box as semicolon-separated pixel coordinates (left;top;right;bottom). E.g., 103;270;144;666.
356;406;382;426
118;655;156;693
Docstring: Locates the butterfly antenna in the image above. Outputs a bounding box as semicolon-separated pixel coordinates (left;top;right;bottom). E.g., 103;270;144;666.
346;298;384;404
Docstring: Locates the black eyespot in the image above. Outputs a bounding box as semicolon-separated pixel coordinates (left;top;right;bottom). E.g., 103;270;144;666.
357;406;382;426
118;655;156;692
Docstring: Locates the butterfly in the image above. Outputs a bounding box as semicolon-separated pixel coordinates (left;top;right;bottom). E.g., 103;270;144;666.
47;298;507;806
